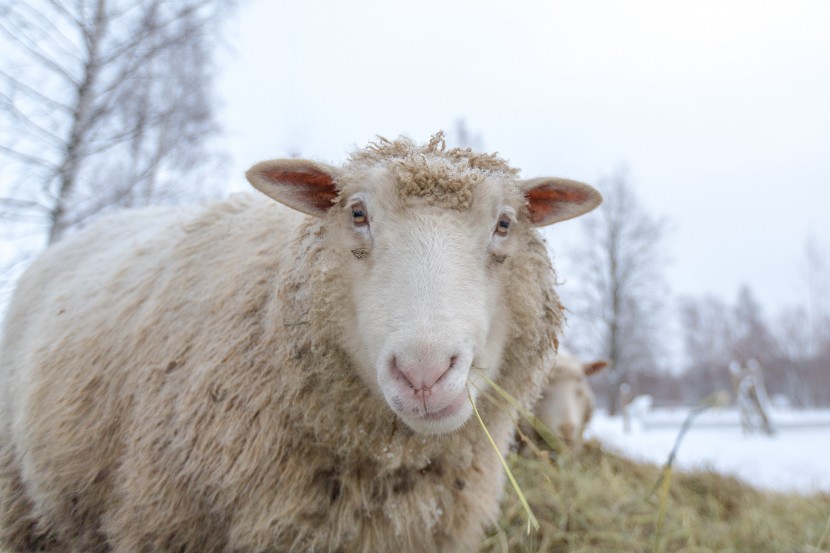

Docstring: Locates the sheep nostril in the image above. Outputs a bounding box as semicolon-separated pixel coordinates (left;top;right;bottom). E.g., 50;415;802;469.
389;355;416;389
435;355;458;385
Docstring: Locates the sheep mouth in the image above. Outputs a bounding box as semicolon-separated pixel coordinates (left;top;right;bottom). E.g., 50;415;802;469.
389;387;472;434
421;388;468;421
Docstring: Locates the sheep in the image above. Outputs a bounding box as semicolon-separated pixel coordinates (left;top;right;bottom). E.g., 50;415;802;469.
0;132;601;553
531;350;607;450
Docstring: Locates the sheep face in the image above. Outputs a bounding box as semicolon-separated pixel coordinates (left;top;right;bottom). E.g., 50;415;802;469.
537;355;607;449
335;169;516;435
540;372;593;448
247;142;601;435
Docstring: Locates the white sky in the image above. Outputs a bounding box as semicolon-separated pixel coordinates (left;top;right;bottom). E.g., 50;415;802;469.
217;0;830;316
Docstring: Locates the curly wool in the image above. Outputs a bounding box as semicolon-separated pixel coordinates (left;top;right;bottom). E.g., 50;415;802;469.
349;131;519;210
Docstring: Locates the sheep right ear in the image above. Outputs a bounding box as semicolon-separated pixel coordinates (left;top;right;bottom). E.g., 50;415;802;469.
521;177;602;226
584;360;608;377
246;159;341;217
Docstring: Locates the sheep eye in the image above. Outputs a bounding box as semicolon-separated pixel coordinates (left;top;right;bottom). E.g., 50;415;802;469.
495;216;511;236
352;203;368;227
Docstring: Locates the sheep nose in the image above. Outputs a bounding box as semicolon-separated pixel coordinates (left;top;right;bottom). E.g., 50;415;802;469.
390;354;458;395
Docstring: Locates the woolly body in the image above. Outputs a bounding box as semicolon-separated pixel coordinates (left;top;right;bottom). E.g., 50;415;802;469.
0;135;599;552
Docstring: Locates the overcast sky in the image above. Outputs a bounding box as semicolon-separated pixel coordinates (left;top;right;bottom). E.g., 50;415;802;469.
217;0;830;318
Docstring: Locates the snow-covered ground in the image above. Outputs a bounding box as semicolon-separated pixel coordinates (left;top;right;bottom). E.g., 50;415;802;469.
587;408;830;494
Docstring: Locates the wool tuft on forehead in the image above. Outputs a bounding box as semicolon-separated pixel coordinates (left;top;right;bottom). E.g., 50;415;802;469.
348;131;520;210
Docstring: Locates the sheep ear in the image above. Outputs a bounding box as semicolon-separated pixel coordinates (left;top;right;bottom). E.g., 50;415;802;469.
584;360;608;377
246;159;340;217
521;177;602;226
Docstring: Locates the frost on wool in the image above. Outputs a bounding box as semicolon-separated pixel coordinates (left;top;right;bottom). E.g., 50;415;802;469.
348;132;519;211
0;132;601;553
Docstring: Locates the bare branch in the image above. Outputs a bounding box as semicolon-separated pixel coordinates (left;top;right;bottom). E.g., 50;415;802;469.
14;0;84;62
0;198;49;212
0;96;66;150
42;0;86;33
0;19;80;87
0;69;73;113
0;143;57;170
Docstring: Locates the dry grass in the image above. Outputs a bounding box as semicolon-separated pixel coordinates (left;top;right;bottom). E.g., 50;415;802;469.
480;440;830;553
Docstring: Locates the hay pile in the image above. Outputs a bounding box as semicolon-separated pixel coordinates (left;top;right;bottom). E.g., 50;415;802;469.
481;440;830;553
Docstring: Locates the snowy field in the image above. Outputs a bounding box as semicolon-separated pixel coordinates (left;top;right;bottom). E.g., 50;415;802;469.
588;408;830;495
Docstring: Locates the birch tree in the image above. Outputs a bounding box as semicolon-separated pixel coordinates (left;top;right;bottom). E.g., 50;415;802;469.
567;166;669;414
0;0;235;246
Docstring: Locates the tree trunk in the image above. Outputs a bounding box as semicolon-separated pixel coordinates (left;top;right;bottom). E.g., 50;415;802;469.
48;0;108;244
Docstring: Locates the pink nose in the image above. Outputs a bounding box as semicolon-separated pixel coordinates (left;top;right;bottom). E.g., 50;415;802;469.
390;355;458;396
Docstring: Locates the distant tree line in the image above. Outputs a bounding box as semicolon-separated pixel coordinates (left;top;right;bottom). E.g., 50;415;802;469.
584;278;830;409
562;167;830;409
676;274;830;408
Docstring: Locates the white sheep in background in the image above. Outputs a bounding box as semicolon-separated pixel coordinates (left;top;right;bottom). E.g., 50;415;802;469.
532;350;607;450
0;133;601;553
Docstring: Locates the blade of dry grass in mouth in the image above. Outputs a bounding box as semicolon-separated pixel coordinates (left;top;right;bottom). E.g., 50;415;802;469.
467;386;539;534
469;370;563;454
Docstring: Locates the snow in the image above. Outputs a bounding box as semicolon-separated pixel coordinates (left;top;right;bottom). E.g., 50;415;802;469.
587;408;830;494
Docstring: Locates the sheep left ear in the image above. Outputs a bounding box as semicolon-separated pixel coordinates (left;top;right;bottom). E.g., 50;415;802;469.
246;159;341;217
521;177;602;226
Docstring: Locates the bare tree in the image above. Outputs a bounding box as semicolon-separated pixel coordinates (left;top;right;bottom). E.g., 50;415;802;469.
679;294;733;400
815;336;830;406
729;285;778;366
774;305;816;407
806;238;830;404
680;287;781;405
449;118;484;151
765;236;830;407
566;166;669;414
803;234;830;355
0;0;236;248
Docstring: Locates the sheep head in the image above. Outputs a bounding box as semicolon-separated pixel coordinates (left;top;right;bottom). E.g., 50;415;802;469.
539;354;608;449
247;134;601;435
